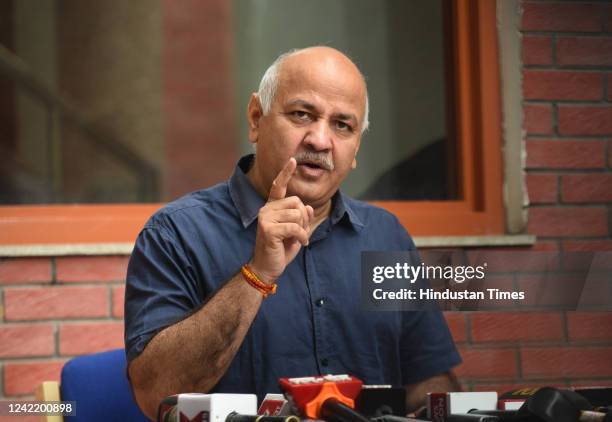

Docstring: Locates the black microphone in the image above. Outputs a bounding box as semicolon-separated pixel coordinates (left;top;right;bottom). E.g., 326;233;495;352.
320;397;371;422
356;385;407;418
225;412;300;422
446;415;500;422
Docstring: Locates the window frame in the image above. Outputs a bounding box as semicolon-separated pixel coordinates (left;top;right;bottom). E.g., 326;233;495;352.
0;0;504;245
373;0;504;236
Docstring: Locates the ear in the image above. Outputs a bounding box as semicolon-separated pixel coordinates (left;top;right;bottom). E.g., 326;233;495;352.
247;93;263;144
351;136;361;169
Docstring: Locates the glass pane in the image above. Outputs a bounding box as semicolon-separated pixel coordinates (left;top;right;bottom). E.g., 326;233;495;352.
0;0;163;204
1;0;456;204
233;0;456;200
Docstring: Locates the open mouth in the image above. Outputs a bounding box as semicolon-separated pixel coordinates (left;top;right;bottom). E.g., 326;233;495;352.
301;162;322;170
297;161;327;178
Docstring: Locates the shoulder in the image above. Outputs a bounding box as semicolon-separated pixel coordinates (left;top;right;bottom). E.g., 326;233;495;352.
342;195;416;250
146;182;235;232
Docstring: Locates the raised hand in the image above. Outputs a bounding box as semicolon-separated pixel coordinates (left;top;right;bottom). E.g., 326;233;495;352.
249;158;314;284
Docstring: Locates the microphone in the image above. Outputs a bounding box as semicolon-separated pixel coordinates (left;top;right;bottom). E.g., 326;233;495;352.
446;415;500;422
371;417;430;422
278;374;369;422
225;412;300;422
356;385;407;418
156;393;257;422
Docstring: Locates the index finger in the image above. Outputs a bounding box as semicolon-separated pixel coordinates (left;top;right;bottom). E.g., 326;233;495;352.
268;158;297;201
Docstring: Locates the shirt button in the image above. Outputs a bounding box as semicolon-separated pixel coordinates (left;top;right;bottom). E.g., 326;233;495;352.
316;298;325;307
321;358;329;367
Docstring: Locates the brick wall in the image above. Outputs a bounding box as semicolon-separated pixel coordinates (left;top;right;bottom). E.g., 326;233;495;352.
447;0;612;393
523;0;612;249
0;257;127;400
0;0;611;406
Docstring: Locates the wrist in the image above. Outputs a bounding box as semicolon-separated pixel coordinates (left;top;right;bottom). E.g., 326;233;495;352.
241;263;277;298
247;261;276;286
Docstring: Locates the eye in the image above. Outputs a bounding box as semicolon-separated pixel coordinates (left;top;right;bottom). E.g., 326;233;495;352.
290;110;311;121
334;120;353;132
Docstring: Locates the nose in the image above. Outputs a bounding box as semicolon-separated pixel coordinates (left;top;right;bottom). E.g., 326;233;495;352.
303;119;332;151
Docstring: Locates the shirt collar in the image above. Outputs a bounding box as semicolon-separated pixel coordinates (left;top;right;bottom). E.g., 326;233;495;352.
228;154;364;231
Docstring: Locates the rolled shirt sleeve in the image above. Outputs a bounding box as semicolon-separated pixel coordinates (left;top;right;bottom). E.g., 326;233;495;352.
124;222;202;362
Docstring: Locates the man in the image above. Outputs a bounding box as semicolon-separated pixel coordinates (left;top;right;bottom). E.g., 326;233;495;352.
125;46;461;419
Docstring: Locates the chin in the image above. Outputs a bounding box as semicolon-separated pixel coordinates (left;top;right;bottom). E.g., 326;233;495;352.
288;177;338;204
290;188;331;207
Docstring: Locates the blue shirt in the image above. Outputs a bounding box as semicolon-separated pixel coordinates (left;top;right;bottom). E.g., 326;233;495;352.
125;155;461;399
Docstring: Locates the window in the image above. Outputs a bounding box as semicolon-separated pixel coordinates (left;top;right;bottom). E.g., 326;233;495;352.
0;0;503;245
234;0;456;201
380;0;504;236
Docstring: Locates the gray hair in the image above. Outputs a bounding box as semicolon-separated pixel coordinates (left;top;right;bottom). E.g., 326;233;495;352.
257;48;370;133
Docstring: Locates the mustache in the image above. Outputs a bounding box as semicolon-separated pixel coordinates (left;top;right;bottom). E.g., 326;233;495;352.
294;151;335;171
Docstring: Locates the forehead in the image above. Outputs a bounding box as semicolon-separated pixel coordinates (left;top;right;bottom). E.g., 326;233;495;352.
275;54;366;116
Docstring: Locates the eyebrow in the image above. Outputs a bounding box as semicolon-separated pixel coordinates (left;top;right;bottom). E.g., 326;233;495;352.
286;99;358;126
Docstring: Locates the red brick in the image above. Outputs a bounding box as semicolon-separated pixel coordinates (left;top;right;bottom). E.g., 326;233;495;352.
561;174;612;203
0;324;54;358
444;312;467;343
606;4;612;32
559;106;612;136
112;285;125;318
468;275;519;311
522;3;603;32
59;321;124;355
0;258;51;284
532;240;560;251
467;250;559;272
568;312;612;341
533;269;599;292
608;74;612;101
471;312;564;343
4;286;109;320
557;37;612;67
589;251;612;271
524;71;602;101
609;139;612;167
455;348;518;379
56;256;129;282
526;140;605;169
4;361;64;396
528;207;608;237
518;271;609;309
524;104;553;135
527;173;557;204
563;240;612;251
521;347;612;378
522;36;552;66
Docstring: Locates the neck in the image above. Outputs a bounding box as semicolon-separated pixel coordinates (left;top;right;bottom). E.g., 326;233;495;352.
310;200;332;232
246;159;268;200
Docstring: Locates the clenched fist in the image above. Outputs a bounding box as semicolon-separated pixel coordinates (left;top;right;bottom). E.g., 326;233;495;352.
249;158;314;284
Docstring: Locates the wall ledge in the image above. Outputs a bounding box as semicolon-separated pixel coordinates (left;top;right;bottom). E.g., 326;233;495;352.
0;235;536;257
414;235;536;248
0;243;134;257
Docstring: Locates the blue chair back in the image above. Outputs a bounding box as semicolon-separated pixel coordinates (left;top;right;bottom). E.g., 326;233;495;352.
60;348;149;421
